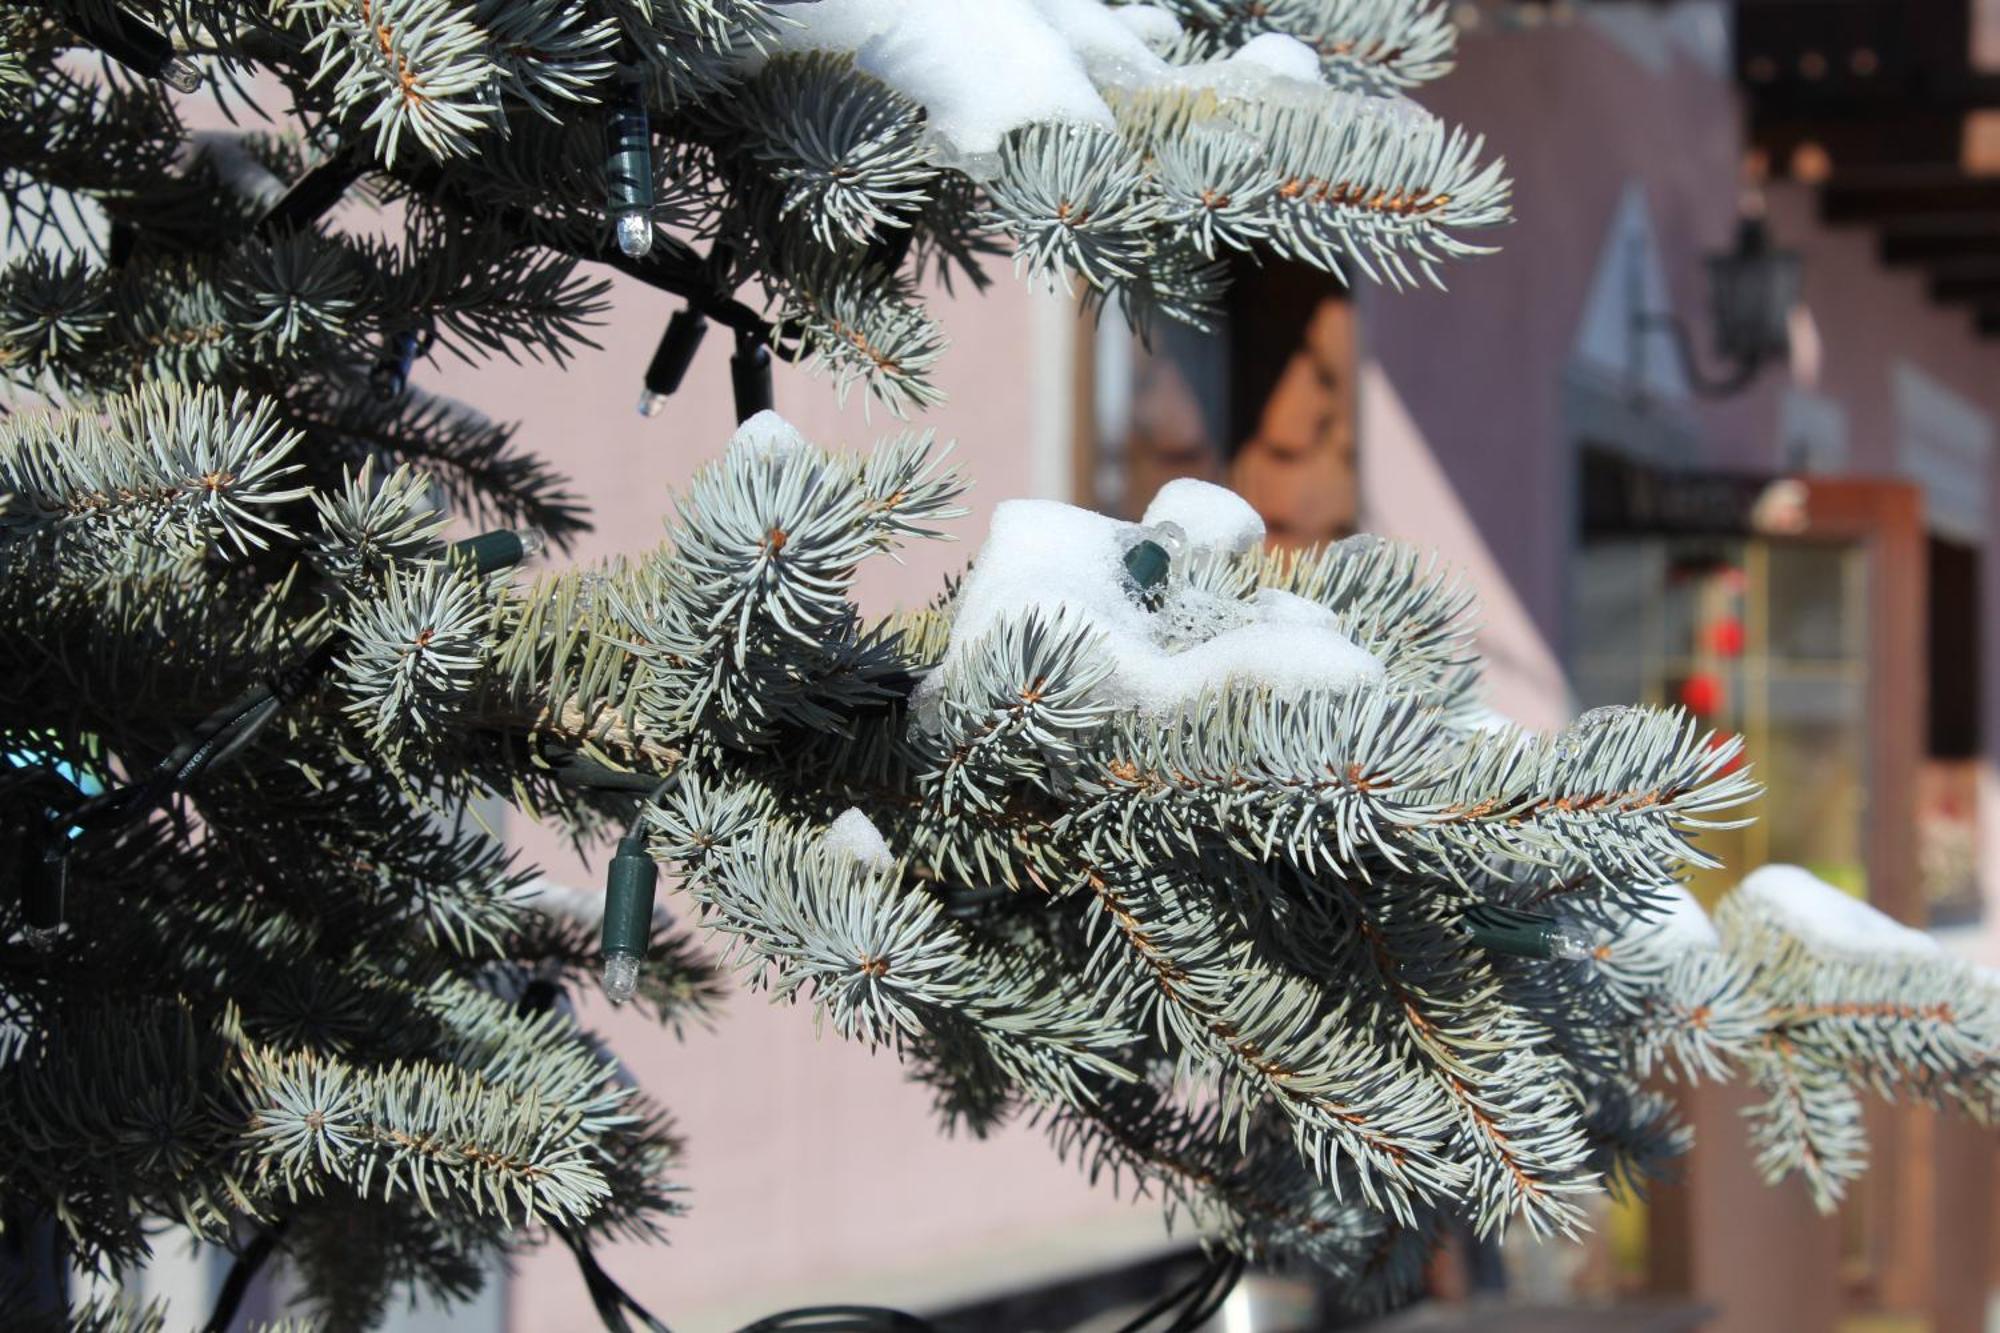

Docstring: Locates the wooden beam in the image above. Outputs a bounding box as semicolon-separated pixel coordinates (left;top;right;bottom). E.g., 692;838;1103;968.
1823;170;2000;224
1929;273;2000;305
1749;111;1960;176
1879;221;2000;266
1745;76;2000;113
1737;0;1974;101
1915;258;2000;303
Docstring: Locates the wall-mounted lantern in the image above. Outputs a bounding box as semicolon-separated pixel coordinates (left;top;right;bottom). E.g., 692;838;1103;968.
1635;214;1802;398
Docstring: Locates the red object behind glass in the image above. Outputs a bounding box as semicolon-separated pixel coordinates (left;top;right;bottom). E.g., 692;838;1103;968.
1679;672;1724;717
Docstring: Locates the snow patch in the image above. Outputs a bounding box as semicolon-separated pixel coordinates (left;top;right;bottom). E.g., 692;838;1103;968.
1250;588;1338;628
749;0;1366;177
1734;864;1940;959
827;807;896;871
1631;882;1719;954
930;495;1382;715
762;0;1119;173
1142;477;1267;554
185;133;289;210
1110;4;1182;48
729;410;810;461
1030;0;1175;84
1226;32;1324;83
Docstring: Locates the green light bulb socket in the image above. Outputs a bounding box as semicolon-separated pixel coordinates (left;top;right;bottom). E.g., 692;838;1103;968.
1461;903;1591;961
601;830;658;960
1123;539;1171;596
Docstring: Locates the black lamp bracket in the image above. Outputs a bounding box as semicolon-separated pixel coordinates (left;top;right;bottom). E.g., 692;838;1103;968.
1631;309;1768;399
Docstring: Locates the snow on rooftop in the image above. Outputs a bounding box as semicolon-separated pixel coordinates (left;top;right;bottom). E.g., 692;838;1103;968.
929;492;1383;716
1733;864;1940;960
749;0;1394;177
827;807;896;871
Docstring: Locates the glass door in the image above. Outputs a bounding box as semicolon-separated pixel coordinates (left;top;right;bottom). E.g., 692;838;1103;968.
1572;535;1872;906
1571;472;1933;1326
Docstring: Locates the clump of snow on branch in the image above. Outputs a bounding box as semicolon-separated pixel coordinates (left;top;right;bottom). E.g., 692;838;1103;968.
753;0;1418;175
1735;864;1941;959
827;807;896;870
727;410;811;462
1109;3;1181;48
926;482;1382;715
520;875;672;931
1142;477;1266;553
1627;881;1720;954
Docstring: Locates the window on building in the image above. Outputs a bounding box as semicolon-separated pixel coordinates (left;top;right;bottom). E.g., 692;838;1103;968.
1077;263;1356;543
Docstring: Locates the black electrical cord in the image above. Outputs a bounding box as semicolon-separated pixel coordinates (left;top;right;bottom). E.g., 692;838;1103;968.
52;529;536;845
58;636;341;841
1109;1249;1246;1333
255;146;371;237
23;531;539;946
556;1225;676;1333
733;1307;938;1332
199;1219;290;1333
1173;1253;1246;1332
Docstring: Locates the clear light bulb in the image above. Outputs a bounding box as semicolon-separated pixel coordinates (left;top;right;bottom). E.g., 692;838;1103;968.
159;57;203;94
615;212;654;259
1149;520;1188;560
1546;928;1598;962
601;951;642;1006
636;388;670;418
21;924;61;951
512;527;548;564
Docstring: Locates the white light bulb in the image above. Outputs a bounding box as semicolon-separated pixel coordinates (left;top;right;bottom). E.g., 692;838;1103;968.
601;951;642;1005
1547;929;1598;962
636;389;670;418
159;57;203;94
512;528;548;563
615;212;654;259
